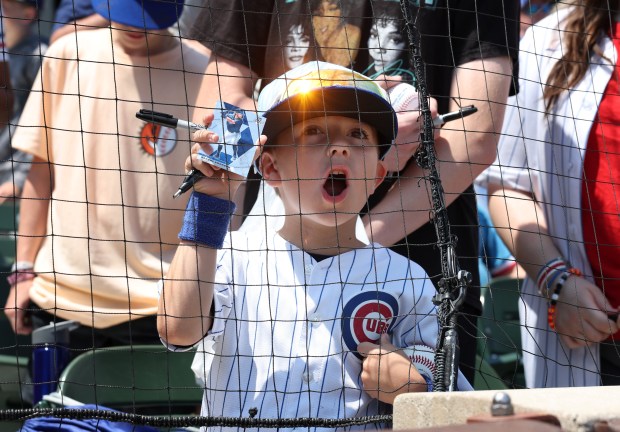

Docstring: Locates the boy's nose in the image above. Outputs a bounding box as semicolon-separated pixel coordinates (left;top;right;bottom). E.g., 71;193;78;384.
328;140;350;158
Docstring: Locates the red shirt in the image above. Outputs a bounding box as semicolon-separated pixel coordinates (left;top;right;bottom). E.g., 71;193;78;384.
582;22;620;338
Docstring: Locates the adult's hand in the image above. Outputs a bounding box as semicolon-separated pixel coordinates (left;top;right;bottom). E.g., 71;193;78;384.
555;275;619;349
375;74;438;173
4;279;33;335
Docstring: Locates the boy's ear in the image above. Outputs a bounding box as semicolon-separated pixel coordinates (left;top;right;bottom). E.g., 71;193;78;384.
260;151;282;186
373;160;388;190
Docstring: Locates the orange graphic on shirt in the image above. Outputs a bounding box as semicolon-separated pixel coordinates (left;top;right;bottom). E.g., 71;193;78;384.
139;123;177;157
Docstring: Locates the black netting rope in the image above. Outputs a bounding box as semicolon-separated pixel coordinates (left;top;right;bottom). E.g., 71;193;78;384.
398;0;471;392
0;408;392;429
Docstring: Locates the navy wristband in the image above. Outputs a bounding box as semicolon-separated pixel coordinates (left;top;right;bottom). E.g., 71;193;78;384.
178;193;236;249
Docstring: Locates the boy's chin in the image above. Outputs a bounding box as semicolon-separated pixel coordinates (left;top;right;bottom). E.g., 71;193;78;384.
308;210;362;228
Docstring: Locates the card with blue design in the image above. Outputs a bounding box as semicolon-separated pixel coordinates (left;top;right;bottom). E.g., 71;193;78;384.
197;101;264;178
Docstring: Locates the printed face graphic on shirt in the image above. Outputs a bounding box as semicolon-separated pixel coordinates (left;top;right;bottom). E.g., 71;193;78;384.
139;122;177;157
314;0;341;36
311;0;361;65
342;291;399;360
284;23;311;69
368;17;406;73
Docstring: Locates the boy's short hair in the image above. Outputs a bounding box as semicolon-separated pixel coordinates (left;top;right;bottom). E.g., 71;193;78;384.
257;61;398;158
92;0;184;30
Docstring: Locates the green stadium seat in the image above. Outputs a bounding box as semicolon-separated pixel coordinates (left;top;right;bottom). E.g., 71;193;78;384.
55;345;202;415
0;354;29;411
473;354;509;391
477;277;526;388
0;201;18;268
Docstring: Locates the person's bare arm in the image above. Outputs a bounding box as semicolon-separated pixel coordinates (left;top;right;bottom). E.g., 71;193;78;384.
3;157;52;334
49;14;110;44
157;127;264;347
487;184;619;348
364;57;512;246
192;55;259;229
192;55;258;122
0;61;13;130
158;239;219;347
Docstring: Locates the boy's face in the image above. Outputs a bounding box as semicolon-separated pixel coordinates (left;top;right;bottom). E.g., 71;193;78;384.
112;24;172;56
261;115;387;228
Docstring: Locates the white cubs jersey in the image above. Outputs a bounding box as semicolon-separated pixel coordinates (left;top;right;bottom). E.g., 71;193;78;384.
193;229;441;432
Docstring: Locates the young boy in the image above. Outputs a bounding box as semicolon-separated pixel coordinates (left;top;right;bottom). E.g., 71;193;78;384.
158;61;470;429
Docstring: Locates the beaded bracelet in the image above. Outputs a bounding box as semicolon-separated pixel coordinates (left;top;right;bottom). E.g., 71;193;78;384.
536;257;568;299
547;267;582;330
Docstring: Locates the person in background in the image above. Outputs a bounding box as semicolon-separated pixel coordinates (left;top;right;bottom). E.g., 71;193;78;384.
519;0;558;38
50;0;209;58
475;184;519;287
0;5;13;131
0;0;46;204
486;0;620;387
3;0;210;360
189;0;519;383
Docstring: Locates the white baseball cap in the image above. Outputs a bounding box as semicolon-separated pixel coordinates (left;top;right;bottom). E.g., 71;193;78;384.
257;61;398;157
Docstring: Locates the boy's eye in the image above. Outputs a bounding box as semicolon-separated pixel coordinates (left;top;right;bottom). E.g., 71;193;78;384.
302;125;324;136
350;128;369;140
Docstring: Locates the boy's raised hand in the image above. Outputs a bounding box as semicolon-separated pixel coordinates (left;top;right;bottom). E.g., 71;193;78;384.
186;114;266;200
357;333;427;404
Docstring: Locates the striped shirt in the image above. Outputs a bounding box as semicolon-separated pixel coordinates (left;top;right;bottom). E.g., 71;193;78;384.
191;229;446;431
483;7;617;388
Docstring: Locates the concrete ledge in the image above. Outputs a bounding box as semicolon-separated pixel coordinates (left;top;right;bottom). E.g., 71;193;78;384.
393;386;620;431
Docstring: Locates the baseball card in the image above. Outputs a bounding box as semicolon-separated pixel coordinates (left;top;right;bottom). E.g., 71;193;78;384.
197;101;264;177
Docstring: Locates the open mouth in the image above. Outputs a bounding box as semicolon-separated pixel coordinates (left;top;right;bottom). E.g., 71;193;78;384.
323;170;348;197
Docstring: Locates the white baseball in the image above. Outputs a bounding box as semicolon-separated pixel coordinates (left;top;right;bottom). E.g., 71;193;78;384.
387;83;420;113
402;344;436;380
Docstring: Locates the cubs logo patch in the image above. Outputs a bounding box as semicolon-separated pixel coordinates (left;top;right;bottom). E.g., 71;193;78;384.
342;291;399;359
139;122;177;157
